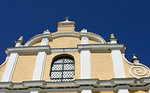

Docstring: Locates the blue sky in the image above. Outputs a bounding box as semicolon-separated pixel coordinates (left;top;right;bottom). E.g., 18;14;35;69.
0;0;150;67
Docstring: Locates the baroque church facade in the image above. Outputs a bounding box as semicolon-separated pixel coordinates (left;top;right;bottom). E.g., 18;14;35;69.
0;19;150;93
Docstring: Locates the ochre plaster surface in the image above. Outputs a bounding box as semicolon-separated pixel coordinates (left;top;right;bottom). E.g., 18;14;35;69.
43;53;80;81
89;40;99;44
49;37;80;48
91;53;115;80
130;91;148;93
32;41;41;46
57;26;75;33
12;55;37;82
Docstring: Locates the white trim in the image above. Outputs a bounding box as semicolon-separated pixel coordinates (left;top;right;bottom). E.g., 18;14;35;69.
81;36;89;44
111;50;126;78
32;38;49;80
1;53;18;82
80;32;91;79
81;50;91;79
15;42;21;47
40;38;49;45
110;40;117;44
30;91;39;93
0;78;150;92
32;52;47;80
118;89;129;93
25;32;106;46
81;89;92;93
149;89;150;93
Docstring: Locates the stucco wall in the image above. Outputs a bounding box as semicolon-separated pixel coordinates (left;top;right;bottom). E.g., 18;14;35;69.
130;91;148;93
49;37;80;48
91;53;115;80
12;55;37;82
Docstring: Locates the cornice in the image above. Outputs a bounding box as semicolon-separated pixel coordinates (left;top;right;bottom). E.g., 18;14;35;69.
5;44;126;55
77;44;126;53
6;46;50;55
0;78;150;92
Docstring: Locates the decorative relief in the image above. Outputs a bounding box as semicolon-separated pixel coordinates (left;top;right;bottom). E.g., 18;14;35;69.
123;54;150;79
129;64;149;78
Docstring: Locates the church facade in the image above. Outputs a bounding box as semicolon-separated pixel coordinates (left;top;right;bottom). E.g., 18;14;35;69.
0;19;150;93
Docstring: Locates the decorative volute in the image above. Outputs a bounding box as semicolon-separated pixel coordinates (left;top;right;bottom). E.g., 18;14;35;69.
57;17;76;32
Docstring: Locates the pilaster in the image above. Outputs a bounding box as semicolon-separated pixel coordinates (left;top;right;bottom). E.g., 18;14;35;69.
118;89;129;93
30;91;39;93
111;50;126;78
32;30;50;80
80;29;91;79
110;34;126;78
1;36;23;82
81;89;92;93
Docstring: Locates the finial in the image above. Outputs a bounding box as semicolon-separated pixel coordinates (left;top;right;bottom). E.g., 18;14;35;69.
109;33;118;44
43;29;50;34
132;54;137;59
81;28;87;33
111;33;115;38
65;16;69;21
15;36;23;47
132;54;140;64
18;36;23;41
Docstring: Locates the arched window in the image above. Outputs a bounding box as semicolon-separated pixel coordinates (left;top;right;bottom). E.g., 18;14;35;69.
50;55;75;82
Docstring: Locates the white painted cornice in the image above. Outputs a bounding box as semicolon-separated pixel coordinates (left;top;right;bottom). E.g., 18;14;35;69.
0;78;150;92
6;46;50;55
78;44;126;53
5;44;126;55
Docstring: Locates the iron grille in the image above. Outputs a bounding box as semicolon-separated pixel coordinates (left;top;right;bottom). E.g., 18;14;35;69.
50;56;75;82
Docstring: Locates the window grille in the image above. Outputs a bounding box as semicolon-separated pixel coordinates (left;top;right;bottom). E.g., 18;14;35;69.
50;56;75;82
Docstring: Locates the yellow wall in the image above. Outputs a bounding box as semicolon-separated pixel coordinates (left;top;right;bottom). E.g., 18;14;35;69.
57;26;75;33
130;91;148;93
43;53;80;81
12;55;37;82
89;40;99;44
49;37;80;48
91;53;115;80
32;41;41;46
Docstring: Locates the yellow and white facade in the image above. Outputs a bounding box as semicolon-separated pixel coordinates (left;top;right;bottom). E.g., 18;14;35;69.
0;19;150;93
